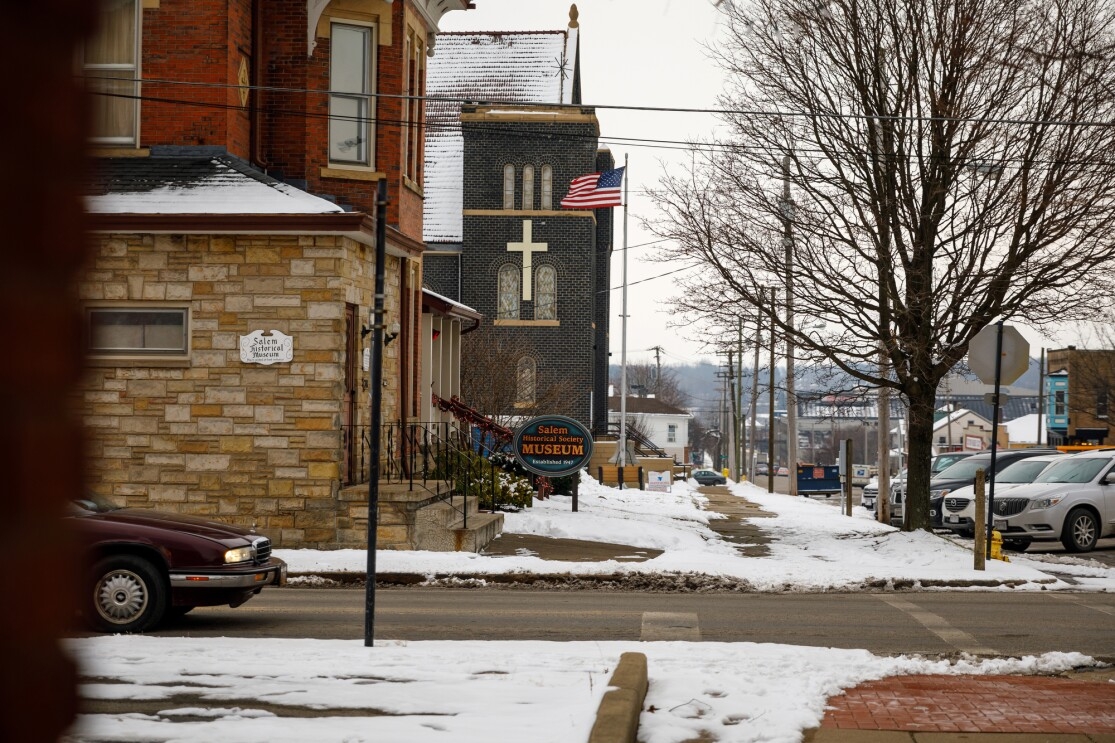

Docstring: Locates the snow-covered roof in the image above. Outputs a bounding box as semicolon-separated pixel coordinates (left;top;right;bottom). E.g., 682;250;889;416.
424;28;577;243
87;155;344;215
1003;413;1049;445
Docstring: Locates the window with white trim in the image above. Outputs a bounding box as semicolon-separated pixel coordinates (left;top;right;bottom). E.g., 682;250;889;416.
329;22;375;167
667;424;677;443
83;0;140;145
87;307;189;356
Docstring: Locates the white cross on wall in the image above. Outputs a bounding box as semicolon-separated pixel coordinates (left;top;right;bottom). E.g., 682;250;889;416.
506;219;548;301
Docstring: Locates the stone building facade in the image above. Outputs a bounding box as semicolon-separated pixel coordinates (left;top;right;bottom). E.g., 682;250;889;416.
78;0;472;547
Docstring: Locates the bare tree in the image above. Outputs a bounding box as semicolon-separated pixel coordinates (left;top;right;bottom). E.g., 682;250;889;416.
611;362;691;408
459;332;577;427
649;0;1115;530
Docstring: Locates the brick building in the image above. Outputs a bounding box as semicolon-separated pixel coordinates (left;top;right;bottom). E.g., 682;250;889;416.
1045;347;1115;445
78;0;472;546
423;7;616;431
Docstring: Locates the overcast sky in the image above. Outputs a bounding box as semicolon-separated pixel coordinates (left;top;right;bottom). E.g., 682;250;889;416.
438;0;1086;371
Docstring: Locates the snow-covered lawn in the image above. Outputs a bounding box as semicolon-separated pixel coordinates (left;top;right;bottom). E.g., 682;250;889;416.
278;474;1115;592
63;476;1112;743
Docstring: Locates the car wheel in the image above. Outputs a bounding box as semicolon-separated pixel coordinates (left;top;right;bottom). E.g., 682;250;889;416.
1060;508;1100;553
1002;537;1031;552
89;555;168;633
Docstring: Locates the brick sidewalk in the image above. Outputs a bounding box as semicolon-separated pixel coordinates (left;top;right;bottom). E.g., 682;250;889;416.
819;674;1115;735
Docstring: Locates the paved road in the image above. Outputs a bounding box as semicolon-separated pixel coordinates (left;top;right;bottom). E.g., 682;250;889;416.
144;589;1115;660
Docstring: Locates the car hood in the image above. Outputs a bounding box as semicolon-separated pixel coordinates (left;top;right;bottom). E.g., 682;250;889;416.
83;508;257;542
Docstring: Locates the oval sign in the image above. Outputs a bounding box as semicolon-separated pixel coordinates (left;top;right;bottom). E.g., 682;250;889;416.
513;415;594;477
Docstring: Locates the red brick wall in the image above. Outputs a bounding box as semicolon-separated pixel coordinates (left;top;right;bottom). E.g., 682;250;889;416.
141;0;250;152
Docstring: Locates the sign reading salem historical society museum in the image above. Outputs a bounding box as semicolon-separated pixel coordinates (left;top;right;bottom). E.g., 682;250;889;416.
513;415;593;477
239;329;293;365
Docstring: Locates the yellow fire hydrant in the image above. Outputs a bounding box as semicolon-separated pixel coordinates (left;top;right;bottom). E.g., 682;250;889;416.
990;530;1010;563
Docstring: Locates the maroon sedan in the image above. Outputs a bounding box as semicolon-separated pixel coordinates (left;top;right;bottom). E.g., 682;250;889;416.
70;496;286;633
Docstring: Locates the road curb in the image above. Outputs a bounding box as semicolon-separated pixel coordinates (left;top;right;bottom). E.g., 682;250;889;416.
588;652;648;743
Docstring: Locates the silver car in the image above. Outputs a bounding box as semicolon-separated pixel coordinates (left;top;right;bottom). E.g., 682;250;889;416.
991;450;1115;553
940;454;1064;541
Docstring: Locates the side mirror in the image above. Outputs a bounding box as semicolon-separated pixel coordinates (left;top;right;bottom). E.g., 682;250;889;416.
1104;470;1115;485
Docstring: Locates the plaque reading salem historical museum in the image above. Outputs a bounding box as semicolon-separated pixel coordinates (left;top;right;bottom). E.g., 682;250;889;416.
512;415;593;477
239;329;293;365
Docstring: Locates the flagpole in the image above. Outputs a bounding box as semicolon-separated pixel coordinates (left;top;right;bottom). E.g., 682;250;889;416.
618;154;629;480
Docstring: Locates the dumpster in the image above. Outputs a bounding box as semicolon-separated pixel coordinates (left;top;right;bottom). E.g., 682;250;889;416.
797;464;841;495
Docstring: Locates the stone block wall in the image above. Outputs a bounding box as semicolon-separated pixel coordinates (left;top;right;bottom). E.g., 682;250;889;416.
78;231;402;547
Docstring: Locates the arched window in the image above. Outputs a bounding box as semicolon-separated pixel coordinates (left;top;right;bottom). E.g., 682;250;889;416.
516;357;536;407
540;165;553;209
535;264;556;320
502;164;515;210
497;264;520;319
521;165;535;210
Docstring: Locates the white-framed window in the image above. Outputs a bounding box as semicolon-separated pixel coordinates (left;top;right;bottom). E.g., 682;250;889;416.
540;164;553;209
83;0;140;145
515;357;536;407
521;165;534;210
329;22;375;167
534;264;556;320
1055;390;1066;415
502;164;515;209
667;424;677;443
497;264;520;319
86;307;189;356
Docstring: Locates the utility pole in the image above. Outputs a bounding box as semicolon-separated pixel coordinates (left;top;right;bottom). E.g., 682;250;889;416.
749;289;763;483
727;350;738;476
767;287;777;494
782;155;799;496
649;345;664;395
737;318;745;481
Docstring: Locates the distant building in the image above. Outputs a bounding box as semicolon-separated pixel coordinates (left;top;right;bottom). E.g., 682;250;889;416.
607;396;691;464
1045;348;1115;445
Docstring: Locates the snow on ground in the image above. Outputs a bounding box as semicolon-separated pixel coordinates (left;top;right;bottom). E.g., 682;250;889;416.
62;476;1112;743
278;474;1115;592
64;636;1096;743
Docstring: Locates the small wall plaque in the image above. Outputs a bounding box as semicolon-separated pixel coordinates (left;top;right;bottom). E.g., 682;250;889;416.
240;329;293;365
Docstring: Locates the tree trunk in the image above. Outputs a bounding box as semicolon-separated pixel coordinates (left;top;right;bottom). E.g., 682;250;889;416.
904;385;937;531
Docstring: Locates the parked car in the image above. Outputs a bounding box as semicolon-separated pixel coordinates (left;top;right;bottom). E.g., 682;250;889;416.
861;476;880;510
931;451;975;476
754;462;770;477
990;449;1115;553
887;468;909;525
70;495;286;633
927;450;1062;529
691;469;728;486
940;454;1064;540
891;449;1061;529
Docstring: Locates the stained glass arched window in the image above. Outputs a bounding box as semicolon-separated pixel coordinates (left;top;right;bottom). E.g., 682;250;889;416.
497;264;520;319
502;164;515;210
522;165;535;210
540;165;553;209
535;264;556;320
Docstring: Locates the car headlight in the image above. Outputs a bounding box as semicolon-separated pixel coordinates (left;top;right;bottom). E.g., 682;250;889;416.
224;546;254;564
930;489;950;499
1031;495;1065;510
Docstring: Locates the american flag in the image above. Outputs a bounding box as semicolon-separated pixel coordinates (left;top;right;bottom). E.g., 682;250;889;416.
560;166;625;209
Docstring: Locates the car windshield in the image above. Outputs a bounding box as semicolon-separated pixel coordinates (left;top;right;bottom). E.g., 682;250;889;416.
1034;457;1113;484
932;454;969;472
934;458;992;479
996;459;1056;483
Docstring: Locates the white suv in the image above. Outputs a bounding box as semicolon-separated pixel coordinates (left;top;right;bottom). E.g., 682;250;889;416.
990;449;1115;553
940;454;1064;541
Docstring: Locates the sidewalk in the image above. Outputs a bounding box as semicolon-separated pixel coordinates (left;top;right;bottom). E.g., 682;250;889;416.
484;486;1115;743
